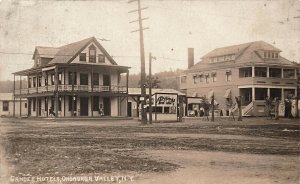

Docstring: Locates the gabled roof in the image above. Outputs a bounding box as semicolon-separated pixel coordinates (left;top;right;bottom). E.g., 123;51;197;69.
202;41;281;59
48;37;118;65
32;47;59;59
188;41;295;72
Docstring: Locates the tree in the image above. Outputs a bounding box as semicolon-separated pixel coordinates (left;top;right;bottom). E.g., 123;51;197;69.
138;75;161;88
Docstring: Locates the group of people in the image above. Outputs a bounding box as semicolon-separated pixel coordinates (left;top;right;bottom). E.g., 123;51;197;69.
265;96;295;119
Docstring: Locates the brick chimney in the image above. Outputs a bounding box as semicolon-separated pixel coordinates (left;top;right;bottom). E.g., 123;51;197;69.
188;48;194;69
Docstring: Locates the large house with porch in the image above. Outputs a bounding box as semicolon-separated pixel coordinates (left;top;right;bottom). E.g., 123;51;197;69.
180;41;299;116
13;37;129;117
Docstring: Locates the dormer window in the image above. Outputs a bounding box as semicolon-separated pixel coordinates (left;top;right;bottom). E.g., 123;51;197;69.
79;53;86;62
263;51;279;59
89;45;96;63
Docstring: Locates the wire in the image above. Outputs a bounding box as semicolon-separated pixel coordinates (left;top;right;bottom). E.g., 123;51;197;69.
0;51;186;62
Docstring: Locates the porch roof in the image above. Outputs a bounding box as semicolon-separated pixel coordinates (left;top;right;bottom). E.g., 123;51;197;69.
13;63;130;76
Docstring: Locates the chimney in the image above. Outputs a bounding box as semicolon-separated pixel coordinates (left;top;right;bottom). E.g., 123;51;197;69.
188;48;194;69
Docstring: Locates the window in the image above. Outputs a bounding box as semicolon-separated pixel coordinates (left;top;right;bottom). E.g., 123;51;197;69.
270;88;282;100
269;68;281;78
38;76;42;87
225;71;232;82
25;103;27;108
98;54;105;63
264;51;279;59
239;67;252;78
199;75;203;82
164;107;170;113
36;58;41;67
51;74;55;85
45;77;48;86
33;98;36;111
255;88;268;100
92;96;99;111
283;69;295;79
33;77;36;87
68;96;77;111
79;53;86;62
284;89;295;99
28;78;32;88
255;67;267;77
80;73;89;85
181;76;187;83
89;45;96;63
193;75;197;84
93;73;99;85
68;72;77;85
212;73;217;82
58;73;62;85
205;75;209;83
2;101;9;111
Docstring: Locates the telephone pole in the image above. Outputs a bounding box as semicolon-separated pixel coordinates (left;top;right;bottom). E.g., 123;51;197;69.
128;0;149;124
149;52;156;124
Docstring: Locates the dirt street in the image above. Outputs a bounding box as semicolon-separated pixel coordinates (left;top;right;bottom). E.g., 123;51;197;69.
0;117;299;184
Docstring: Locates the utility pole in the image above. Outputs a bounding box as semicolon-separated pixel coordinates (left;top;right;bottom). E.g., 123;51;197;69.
128;0;149;124
149;52;156;124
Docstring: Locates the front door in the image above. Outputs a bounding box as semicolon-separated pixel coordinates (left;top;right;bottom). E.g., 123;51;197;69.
38;99;42;116
127;102;132;117
28;99;31;116
80;97;89;116
103;97;111;116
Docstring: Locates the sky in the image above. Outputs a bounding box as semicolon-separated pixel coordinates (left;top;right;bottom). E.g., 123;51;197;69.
0;0;299;81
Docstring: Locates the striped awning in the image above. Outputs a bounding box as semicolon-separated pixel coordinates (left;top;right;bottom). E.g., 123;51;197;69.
224;89;231;98
207;90;214;99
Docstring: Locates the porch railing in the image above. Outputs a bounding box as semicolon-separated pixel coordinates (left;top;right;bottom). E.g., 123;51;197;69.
14;84;127;95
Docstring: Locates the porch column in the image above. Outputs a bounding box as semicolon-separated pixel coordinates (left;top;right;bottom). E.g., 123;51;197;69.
36;72;38;117
20;76;22;117
281;88;285;100
54;65;59;118
281;68;284;78
126;70;129;117
267;88;270;98
91;66;93;117
126;70;129;94
267;67;269;78
252;66;255;77
252;87;255;101
13;74;15;117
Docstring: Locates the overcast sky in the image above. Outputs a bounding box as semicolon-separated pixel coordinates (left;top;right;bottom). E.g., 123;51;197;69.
0;0;299;81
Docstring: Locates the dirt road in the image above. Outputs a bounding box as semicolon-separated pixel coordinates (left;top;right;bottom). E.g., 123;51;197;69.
0;117;299;184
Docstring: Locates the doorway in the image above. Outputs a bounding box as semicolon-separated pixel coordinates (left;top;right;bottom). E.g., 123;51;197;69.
80;97;89;116
38;99;42;116
127;102;132;117
103;75;111;86
28;99;31;116
103;97;111;116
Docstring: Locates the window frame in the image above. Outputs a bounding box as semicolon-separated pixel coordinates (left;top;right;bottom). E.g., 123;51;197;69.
2;101;9;111
79;53;87;62
98;54;105;63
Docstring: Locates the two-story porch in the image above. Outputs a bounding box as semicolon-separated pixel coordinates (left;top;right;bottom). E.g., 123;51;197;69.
13;63;129;118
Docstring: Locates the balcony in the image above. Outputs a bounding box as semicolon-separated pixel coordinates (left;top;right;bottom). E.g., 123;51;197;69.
14;85;127;95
